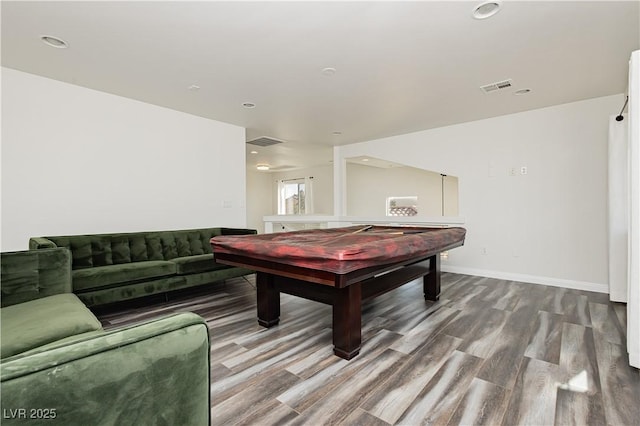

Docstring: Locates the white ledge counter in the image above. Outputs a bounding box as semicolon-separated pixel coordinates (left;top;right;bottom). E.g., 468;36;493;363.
263;215;465;233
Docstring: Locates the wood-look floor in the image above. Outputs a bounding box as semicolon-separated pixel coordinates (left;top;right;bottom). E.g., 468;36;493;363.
97;273;640;426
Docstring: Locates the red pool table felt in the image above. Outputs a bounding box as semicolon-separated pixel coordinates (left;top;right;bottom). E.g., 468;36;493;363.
210;225;466;275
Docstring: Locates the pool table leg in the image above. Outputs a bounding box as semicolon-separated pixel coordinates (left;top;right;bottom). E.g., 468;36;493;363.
332;283;362;360
424;253;441;301
256;272;280;327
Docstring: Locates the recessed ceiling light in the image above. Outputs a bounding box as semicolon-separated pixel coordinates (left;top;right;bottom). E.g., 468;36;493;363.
250;150;258;154
332;131;342;136
514;88;532;95
472;1;501;20
322;67;337;77
362;158;369;162
187;84;200;91
256;164;270;171
40;35;68;48
242;102;256;109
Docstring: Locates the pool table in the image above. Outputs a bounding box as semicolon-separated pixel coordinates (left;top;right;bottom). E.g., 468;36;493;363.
211;225;466;360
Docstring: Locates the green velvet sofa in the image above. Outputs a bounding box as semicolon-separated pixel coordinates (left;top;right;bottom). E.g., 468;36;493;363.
0;248;210;425
29;227;257;307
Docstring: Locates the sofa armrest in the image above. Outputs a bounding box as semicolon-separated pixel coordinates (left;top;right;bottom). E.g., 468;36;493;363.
220;227;258;236
0;312;210;425
29;237;57;250
1;248;72;308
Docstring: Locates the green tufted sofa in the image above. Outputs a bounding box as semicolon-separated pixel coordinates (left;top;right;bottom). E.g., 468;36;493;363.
29;227;257;307
1;248;211;425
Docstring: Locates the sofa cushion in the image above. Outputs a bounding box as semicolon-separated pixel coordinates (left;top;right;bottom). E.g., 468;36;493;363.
188;232;206;255
1;248;72;308
73;261;176;291
171;254;228;275
176;234;192;257
70;238;94;269
160;233;179;260
111;236;132;264
1;253;39;295
91;238;113;266
0;293;103;359
145;235;164;261
129;235;148;262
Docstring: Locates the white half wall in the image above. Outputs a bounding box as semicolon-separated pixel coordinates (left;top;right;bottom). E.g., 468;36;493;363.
336;94;624;292
1;68;247;251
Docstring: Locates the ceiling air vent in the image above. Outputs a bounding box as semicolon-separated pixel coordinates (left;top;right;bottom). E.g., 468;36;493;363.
480;79;513;94
270;165;296;171
246;137;284;147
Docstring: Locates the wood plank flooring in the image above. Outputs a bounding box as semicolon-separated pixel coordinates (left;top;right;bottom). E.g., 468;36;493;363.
97;273;640;425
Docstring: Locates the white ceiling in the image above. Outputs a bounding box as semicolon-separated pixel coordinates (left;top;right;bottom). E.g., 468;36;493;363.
2;1;638;171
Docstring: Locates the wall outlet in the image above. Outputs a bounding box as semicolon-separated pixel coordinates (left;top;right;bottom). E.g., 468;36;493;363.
480;247;488;255
509;167;517;176
520;166;528;175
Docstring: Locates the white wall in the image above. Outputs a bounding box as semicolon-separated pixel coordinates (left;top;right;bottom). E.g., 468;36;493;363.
246;169;273;234
336;94;624;292
346;163;458;217
1;68;247;250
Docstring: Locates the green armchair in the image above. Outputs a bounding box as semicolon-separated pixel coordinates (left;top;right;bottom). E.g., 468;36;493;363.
1;248;211;425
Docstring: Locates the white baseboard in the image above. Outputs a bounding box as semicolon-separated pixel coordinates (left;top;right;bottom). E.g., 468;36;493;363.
441;265;609;294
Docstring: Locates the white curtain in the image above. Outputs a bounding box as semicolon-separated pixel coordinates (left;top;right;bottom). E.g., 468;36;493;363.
608;115;628;302
277;180;286;215
304;176;314;214
627;49;639;368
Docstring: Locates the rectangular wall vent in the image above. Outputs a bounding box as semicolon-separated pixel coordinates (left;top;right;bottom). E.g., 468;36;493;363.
480;79;513;94
247;137;284;147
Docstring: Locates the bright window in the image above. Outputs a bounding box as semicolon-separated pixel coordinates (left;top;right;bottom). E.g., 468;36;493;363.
279;179;306;214
278;177;314;215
